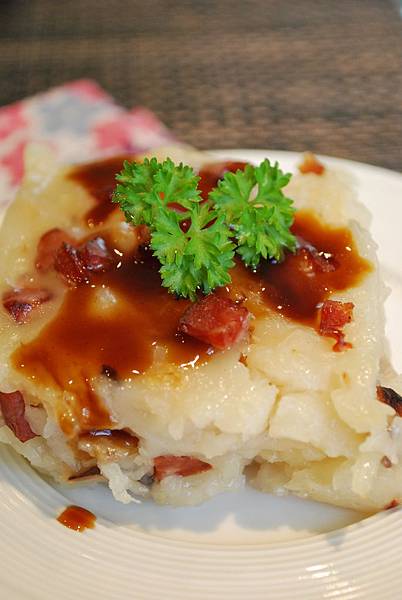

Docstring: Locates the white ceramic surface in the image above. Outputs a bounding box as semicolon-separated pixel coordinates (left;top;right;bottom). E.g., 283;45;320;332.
0;150;401;599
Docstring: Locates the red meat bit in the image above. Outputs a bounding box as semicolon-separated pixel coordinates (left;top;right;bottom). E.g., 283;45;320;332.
320;300;354;331
54;242;89;286
319;300;354;352
298;152;325;175
297;239;337;275
3;287;52;323
384;499;400;510
78;237;115;272
35;228;75;272
198;161;248;200
179;294;250;350
0;390;36;442
166;202;188;214
55;237;114;286
376;386;402;417
381;456;392;468
154;455;212;481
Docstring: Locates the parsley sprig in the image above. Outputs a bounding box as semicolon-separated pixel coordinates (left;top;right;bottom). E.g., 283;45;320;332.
113;158;234;299
210;160;296;267
113;157;296;299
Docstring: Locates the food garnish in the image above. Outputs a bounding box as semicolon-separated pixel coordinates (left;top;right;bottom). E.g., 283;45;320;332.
113;158;296;299
113;158;234;300
209;159;296;267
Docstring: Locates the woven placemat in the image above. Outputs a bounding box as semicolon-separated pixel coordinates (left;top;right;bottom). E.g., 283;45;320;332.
1;0;402;170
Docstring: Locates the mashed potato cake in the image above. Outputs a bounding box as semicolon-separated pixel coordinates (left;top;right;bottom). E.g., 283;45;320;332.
0;144;401;511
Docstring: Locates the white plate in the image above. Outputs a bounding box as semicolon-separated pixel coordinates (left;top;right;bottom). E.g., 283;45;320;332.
0;150;402;599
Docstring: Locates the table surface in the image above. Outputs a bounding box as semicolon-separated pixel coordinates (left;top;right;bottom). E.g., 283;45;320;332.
1;0;401;171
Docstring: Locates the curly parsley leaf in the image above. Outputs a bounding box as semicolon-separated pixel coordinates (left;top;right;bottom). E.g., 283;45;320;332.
209;159;297;267
112;158;235;299
113;157;162;226
113;157;296;299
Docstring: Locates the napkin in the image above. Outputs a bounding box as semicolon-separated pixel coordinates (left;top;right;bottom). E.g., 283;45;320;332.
0;79;175;209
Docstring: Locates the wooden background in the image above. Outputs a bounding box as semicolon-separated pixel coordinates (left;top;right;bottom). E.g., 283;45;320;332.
1;0;401;170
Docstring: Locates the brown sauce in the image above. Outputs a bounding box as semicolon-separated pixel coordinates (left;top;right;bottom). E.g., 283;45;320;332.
14;247;210;433
224;212;371;325
14;155;372;436
69;156;133;227
80;429;139;450
255;211;371;325
198;161;248;200
70;157;247;227
57;505;96;532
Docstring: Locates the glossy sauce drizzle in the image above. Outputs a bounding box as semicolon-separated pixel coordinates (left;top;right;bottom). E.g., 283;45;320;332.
13;158;372;435
253;212;371;325
70;157;247;226
225;212;372;327
69;156;133;227
57;505;96;532
14;247;210;432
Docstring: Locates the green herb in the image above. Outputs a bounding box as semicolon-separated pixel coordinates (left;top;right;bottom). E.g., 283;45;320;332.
209;160;296;267
113;158;235;299
113;157;296;299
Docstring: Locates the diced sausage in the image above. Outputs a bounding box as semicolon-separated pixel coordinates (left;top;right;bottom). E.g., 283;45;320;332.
35;228;75;272
54;237;115;286
54;242;89;286
298;152;325;175
3;287;52;323
78;237;115;272
319;300;354;332
319;299;354;352
179;294;250;350
0;390;36;442
377;386;402;417
154;455;212;481
296;241;337;274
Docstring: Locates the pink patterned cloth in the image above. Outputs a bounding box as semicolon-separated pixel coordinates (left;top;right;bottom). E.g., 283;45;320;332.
0;80;175;209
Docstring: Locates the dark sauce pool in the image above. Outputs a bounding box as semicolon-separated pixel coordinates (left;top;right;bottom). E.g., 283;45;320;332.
13;157;372;434
224;211;371;328
262;212;371;326
69;156;133;227
14;246;210;433
70;157;249;226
